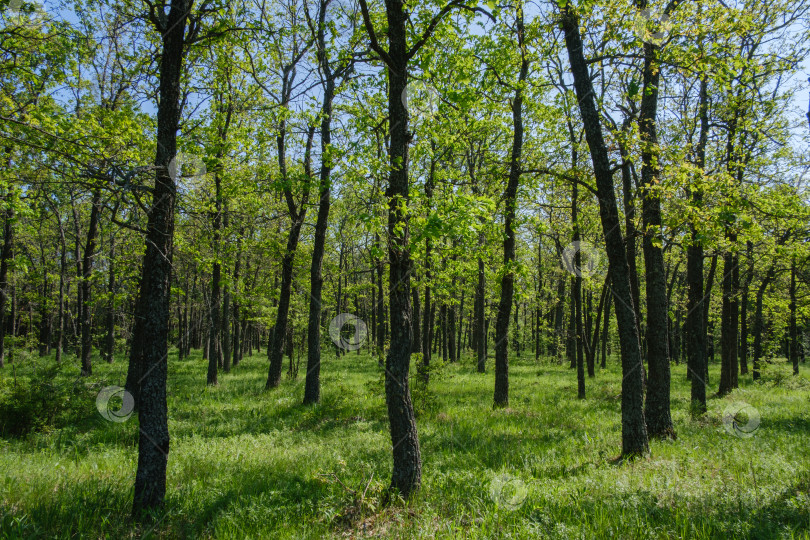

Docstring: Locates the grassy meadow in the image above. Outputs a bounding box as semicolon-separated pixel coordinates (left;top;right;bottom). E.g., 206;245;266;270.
1;347;809;539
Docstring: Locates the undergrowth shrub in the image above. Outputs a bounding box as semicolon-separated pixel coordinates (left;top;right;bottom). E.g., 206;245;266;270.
0;361;88;437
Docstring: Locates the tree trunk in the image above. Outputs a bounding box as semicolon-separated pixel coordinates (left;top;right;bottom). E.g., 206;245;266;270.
359;0;425;497
572;183;585;399
638;32;674;439
0;185;13;367
421;158;435;381
601;291;611;368
127;1;187;515
686;76;709;412
207;174;222;385
456;289;464;362
266;128;313;389
80;189;102;376
105;232;115;363
56;219;67;363
718;249;739;395
411;284;421;354
475;253;486;372
752;267;774;381
494;8;528;407
740;241;753;375
304;40;337;403
561;4;649;457
222;209;231;373
790;257;798;375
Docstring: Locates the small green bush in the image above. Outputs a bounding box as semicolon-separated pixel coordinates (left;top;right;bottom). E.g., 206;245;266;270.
0;362;73;437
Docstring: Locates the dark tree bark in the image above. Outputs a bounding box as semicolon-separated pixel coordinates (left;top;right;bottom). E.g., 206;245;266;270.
718;102;746;395
411;283;421;354
304;2;346;403
475;252;486;372
790;257;798;375
718;249;740;395
739;241;754;375
0;182;12;367
687;77;709;412
127;0;189;516
421;157;436;381
619;135;643;347
376;234;385;361
207;175;222;385
360;0;472;497
572;183;585;399
601;290;611;368
493;5;528;407
553;277;565;359
209;86;235;381
105;232;115;363
585;271;609;375
560;3;649;457
38;268;50;357
80;189;102;376
266;126;314;389
752;267;775;381
447;252;457;363
636;13;676;438
56;215;67;363
231;236;242;367
702;254;718;383
222;209;231;373
456;289;464;362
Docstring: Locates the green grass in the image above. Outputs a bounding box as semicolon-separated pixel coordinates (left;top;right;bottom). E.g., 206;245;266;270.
1;347;809;539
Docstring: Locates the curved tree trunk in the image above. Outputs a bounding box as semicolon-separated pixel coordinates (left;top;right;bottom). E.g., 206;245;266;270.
560;4;649;457
266;125;313;389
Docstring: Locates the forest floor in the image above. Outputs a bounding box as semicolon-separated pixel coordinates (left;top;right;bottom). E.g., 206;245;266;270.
1;347;809;539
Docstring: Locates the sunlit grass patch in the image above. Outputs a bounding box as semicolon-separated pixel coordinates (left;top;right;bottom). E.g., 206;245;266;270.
1;350;808;538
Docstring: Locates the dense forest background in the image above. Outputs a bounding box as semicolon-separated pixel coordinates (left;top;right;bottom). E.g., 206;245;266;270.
1;0;809;537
